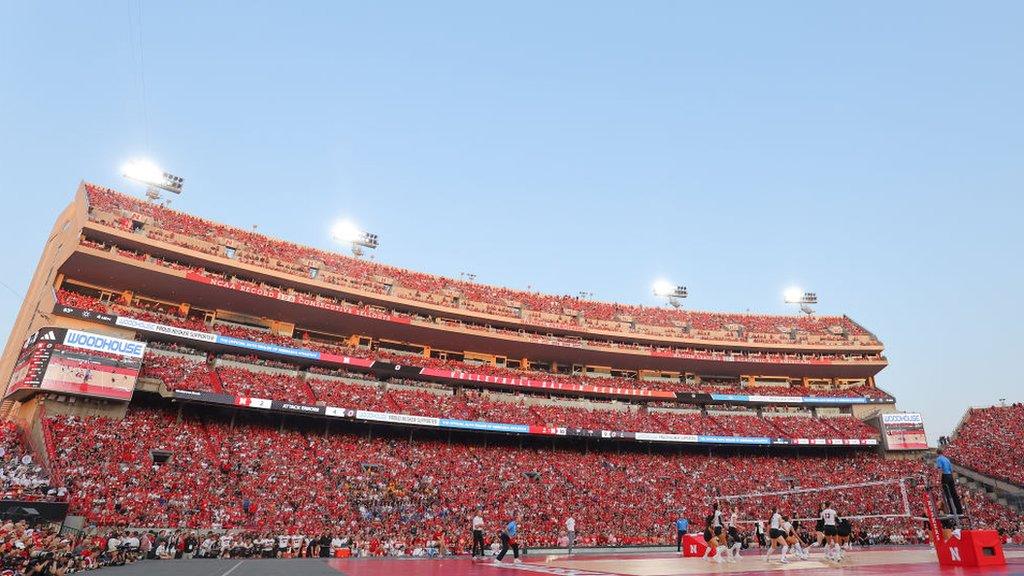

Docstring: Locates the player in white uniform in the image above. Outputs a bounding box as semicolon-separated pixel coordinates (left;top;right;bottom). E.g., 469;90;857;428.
764;508;790;563
821;502;843;561
702;503;726;562
782;517;807;560
724;509;742;561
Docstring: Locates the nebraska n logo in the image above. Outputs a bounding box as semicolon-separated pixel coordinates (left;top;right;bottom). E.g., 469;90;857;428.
40;331;57;341
950;547;961;562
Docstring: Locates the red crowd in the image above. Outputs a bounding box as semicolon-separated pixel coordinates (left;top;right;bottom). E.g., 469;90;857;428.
139;353;215;392
46;407;1022;554
945;403;1024;486
84;184;874;344
137;350;883;440
63;245;889;367
57;288;891;402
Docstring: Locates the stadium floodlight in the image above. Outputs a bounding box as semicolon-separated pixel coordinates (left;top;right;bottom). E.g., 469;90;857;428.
331;219;378;258
653;280;688;308
121;159;184;200
784;287;818;316
783;286;804;304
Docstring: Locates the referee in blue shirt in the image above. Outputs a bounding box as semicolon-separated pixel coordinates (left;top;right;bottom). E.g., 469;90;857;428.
675;516;689;552
936;449;963;516
495;514;521;563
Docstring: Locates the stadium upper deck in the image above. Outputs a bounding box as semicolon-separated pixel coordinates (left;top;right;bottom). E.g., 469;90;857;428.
0;182;890;410
81;183;880;349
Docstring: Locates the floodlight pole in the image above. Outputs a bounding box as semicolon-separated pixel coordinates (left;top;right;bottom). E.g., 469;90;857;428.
348;231;378;259
786;291;818;316
655;285;688;309
122;160;184;203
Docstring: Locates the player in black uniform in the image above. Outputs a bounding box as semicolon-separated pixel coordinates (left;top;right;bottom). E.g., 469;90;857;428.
702;511;724;562
837;513;853;550
765;507;789;563
809;504;826;552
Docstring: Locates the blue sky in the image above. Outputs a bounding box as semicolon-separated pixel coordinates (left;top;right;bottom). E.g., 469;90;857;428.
1;1;1021;440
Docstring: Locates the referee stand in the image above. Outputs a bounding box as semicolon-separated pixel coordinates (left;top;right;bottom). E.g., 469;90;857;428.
923;476;1005;568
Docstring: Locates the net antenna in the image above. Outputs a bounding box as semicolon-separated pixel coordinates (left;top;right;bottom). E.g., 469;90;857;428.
713;475;928;524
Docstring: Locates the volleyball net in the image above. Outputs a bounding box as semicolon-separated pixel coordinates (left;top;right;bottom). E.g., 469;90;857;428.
711;475;931;525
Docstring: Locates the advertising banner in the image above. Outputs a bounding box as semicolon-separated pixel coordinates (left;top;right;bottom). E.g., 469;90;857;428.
880;412;928;450
6;328;144;401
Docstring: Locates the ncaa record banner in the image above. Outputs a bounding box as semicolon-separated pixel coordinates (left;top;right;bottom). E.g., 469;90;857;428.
880;412;928;450
420;367;676;400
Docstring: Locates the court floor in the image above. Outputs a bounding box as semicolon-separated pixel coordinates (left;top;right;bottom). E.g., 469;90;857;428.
94;546;1024;576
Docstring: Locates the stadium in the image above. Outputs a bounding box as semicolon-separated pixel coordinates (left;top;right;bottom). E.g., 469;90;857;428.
0;180;1020;576
4;3;1024;575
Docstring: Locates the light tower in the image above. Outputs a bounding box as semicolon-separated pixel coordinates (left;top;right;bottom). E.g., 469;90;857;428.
784;287;818;316
653;280;688;308
121;159;184;203
331;219;379;258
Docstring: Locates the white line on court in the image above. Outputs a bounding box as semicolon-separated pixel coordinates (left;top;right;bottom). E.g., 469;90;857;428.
220;560;245;576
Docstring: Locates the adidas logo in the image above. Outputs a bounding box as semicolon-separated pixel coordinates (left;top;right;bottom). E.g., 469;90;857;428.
39;331;57;341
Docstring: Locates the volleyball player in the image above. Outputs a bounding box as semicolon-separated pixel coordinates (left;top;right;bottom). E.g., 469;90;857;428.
821;501;841;561
782;516;808;560
754;519;766;550
711;503;724;537
808;503;826;552
702;512;723;562
725;507;742;561
764;507;789;563
837;512;853;551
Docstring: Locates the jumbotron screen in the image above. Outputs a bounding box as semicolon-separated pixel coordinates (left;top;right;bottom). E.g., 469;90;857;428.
880;412;928;450
5;328;145;401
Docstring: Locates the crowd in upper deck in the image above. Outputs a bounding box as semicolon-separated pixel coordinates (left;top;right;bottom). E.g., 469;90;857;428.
84;184;875;346
58;288;892;404
945;403;1024;487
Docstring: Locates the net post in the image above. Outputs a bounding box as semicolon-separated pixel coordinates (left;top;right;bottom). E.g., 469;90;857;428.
900;477;911;518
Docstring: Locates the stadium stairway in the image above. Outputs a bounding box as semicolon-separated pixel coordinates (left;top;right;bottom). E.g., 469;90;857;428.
528;406;548;427
955;464;1024;514
765;416;790;438
299;377;318;404
207;369;225;394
